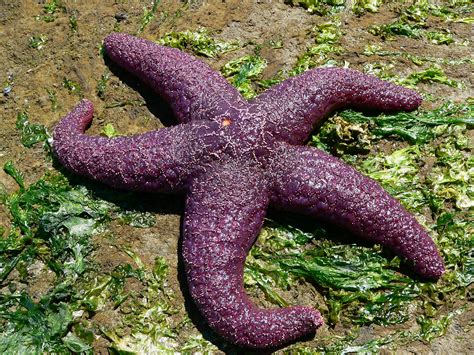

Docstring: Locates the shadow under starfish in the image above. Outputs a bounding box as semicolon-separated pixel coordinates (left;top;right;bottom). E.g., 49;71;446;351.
52;33;445;350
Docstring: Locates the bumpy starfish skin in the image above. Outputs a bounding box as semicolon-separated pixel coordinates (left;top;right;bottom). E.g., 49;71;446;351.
53;33;445;349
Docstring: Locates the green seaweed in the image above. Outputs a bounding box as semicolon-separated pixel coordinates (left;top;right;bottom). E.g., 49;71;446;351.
285;0;346;15
312;20;343;45
15;112;50;149
363;43;474;66
401;65;460;88
221;55;267;99
63;78;83;96
341;102;472;144
96;71;110;100
290;43;342;76
116;210;156;228
181;334;218;353
310;102;472;157
1;168;112;278
137;0;161;34
362;62;460;89
29;35;48;50
369;20;423;40
290;20;343;76
417;307;468;342
352;0;383;15
46;88;58;112
276;246;405;292
157;28;239;58
69;14;78;33
43;0;59;15
0;163;181;353
421;0;474;23
96;252;180;353
100;123;118;138
0;164;115;352
310;115;374;155
0;293;90;354
3;161;25;191
426;30;454;45
38;0;60;23
368;1;472;42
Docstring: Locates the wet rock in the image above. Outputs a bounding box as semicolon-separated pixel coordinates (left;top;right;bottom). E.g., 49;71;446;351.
114;12;128;22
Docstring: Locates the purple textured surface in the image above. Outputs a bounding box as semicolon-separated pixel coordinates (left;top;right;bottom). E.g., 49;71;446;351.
53;33;445;349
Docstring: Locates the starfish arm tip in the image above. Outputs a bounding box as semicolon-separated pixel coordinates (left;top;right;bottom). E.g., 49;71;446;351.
53;99;94;138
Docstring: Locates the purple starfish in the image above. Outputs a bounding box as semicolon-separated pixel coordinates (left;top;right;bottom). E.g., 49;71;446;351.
53;33;445;349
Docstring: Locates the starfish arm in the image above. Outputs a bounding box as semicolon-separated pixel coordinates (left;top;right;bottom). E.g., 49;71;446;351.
250;68;422;145
53;100;220;193
182;163;323;349
269;145;445;279
104;33;247;124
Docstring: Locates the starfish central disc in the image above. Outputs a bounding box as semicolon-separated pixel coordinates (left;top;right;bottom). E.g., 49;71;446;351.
221;118;232;126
